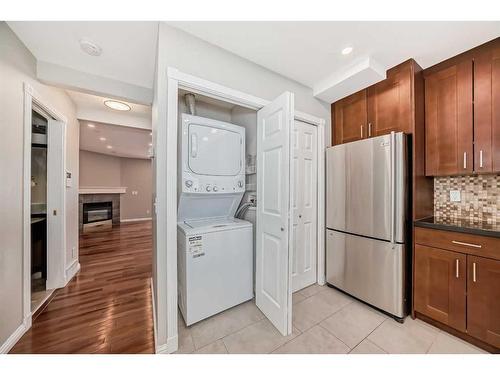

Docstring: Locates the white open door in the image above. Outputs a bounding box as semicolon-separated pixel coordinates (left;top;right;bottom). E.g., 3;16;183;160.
46;119;66;289
255;92;294;336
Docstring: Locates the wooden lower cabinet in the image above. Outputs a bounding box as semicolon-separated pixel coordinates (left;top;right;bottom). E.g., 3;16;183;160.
467;255;500;348
414;244;466;331
414;227;500;350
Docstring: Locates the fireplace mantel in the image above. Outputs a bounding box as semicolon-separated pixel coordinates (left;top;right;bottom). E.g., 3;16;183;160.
79;187;127;194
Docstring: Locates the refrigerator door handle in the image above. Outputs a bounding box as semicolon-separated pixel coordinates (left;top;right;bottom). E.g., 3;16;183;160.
390;131;396;244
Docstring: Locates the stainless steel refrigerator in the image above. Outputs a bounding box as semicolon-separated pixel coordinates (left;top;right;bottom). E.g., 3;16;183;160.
326;132;408;319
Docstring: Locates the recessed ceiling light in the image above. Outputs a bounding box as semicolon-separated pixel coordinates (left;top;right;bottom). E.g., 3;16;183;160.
341;46;353;55
99;137;106;141
79;38;102;57
106;145;113;149
148;143;152;146
104;100;131;111
87;123;95;128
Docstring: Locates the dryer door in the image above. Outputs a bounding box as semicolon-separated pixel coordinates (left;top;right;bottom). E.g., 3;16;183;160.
188;124;242;176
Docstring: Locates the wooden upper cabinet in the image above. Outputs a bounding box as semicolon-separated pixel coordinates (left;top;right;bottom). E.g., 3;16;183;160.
474;45;500;173
367;62;412;136
467;256;500;348
414;244;467;332
332;90;367;145
424;61;473;176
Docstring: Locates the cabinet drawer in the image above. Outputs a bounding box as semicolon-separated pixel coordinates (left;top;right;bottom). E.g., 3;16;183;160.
415;227;500;260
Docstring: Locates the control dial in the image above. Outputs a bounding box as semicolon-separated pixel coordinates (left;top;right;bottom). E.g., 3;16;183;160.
206;186;212;192
213;186;218;192
185;180;193;188
238;181;244;188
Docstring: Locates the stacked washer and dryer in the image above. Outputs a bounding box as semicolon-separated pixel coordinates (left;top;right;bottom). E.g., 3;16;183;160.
177;111;254;326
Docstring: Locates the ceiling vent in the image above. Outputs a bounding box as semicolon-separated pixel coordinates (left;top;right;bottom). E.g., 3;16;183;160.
79;38;102;57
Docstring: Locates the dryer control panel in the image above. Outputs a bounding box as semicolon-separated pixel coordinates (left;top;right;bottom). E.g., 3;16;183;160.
182;175;245;194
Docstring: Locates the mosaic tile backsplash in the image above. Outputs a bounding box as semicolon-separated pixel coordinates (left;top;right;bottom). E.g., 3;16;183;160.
434;174;500;224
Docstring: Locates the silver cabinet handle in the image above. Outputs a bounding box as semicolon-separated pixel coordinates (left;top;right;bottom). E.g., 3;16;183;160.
455;259;459;278
472;262;477;282
463;152;467;169
368;123;372;137
360;125;364;138
479;150;483;168
452;240;482;248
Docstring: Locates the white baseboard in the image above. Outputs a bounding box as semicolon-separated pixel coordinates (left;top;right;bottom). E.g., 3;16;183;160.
0;316;31;354
156;335;178;354
120;217;152;223
65;260;81;283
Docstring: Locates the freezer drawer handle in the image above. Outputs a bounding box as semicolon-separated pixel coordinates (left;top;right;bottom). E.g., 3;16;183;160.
452;240;482;248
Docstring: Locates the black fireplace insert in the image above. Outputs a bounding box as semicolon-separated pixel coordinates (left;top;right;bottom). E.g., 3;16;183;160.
83;201;112;224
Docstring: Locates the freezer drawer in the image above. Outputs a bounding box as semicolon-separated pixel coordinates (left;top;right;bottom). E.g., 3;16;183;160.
326;229;407;318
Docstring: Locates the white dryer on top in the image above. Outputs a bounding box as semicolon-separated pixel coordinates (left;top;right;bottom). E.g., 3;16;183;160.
178;113;246;221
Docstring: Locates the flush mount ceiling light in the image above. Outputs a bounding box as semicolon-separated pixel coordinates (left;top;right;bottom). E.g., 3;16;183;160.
104;100;131;111
341;46;353;55
87;123;95;128
99;137;106;141
79;38;102;57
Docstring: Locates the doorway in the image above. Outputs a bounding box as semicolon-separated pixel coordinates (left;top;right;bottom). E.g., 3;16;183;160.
22;85;68;322
160;68;326;353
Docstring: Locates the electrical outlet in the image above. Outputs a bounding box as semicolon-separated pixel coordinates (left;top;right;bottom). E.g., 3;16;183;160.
450;190;461;202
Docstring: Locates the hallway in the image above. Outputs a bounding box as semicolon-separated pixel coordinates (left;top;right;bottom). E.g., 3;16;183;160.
10;222;154;354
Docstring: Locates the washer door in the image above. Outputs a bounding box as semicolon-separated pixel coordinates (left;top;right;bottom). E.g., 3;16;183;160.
188;124;242;176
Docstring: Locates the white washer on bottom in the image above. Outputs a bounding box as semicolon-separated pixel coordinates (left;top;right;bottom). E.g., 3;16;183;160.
177;217;253;326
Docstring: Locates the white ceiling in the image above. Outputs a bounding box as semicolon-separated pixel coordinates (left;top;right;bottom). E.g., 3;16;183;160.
7;21;500;104
170;21;500;99
8;21;158;89
67;90;152;129
79;120;152;159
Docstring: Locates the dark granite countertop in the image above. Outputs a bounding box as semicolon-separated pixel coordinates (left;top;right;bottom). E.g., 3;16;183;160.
414;216;500;239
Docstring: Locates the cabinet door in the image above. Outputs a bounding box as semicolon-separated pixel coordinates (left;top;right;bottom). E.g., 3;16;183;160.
333;90;367;145
425;61;473;176
414;244;466;332
467;256;500;348
474;45;500;173
367;63;412;137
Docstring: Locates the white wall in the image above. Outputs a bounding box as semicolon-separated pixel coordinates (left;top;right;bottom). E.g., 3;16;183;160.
0;22;80;349
152;22;330;352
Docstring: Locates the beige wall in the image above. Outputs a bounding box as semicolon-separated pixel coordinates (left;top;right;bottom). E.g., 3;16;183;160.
0;22;80;347
79;150;121;187
120;158;153;220
79;150;152;221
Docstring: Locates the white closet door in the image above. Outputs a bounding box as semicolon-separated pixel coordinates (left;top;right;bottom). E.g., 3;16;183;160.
292;121;318;292
46;119;66;289
256;91;294;336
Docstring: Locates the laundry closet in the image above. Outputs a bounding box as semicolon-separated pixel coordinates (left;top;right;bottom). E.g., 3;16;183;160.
174;85;322;336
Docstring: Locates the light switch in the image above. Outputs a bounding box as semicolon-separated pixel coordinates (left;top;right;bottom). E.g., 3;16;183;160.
450;190;461;202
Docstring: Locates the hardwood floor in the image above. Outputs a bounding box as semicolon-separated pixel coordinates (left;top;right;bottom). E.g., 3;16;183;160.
10;222;154;354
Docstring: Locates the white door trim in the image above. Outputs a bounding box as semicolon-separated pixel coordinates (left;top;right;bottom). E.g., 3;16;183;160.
159;67;326;353
22;83;70;328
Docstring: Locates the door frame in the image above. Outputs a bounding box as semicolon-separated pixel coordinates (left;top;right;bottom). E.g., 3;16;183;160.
22;82;70;328
158;67;325;353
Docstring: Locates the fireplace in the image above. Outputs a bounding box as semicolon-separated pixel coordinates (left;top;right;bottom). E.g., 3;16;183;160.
83;201;112;232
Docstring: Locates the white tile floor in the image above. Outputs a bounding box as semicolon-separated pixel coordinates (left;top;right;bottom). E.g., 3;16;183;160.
175;284;487;354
